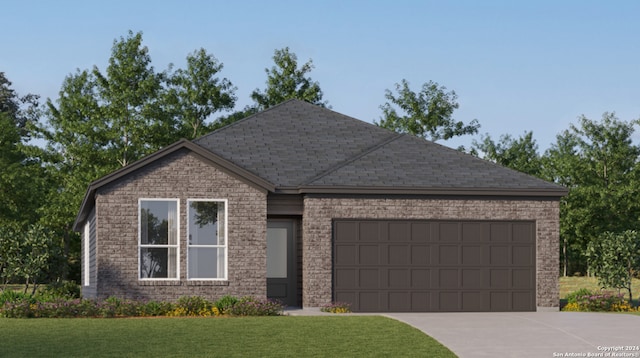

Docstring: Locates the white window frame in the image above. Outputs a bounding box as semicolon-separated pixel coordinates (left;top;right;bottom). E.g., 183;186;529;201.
83;221;90;286
138;198;180;281
187;198;228;280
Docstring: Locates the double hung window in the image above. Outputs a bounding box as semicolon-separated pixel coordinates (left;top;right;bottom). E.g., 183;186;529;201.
139;199;179;279
187;199;227;280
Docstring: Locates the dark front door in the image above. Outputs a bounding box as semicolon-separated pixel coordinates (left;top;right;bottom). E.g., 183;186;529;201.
267;220;297;307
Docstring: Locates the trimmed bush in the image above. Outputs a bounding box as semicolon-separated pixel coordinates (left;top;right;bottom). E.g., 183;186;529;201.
320;302;352;313
227;297;284;316
562;289;638;312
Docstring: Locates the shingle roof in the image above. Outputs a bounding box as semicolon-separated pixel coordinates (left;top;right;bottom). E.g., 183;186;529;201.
194;99;566;196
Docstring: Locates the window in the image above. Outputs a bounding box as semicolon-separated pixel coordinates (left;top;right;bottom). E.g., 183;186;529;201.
139;199;179;279
187;199;227;280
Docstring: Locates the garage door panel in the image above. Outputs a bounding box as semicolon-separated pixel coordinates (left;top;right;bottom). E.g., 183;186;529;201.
462;245;483;265
439;269;459;288
462;269;483;289
489;223;510;242
388;269;409;288
462;223;484;242
411;245;430;265
439;292;459;311
411;223;430;241
462;292;482;311
411;292;430;311
389;292;410;311
513;223;534;243
490;269;509;288
438;223;460;242
334;222;357;242
359;245;379;265
335;268;357;288
333;220;535;312
359;292;380;312
359;222;380;242
359;269;379;288
490;291;509;311
512;246;533;266
411;269;430;288
490;246;509;265
512;291;534;311
389;222;410;241
439;245;459;265
389;245;409;265
512;269;533;289
335;245;356;265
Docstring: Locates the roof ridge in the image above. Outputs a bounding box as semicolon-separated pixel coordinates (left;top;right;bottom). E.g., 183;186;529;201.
301;133;405;186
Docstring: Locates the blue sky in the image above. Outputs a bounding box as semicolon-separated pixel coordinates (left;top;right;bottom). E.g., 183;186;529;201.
2;0;639;151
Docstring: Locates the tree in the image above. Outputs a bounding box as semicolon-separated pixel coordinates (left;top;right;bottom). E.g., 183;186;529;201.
42;31;237;281
0;72;47;227
166;48;236;139
376;79;480;142
586;230;640;304
473;131;542;177
542;113;640;276
250;47;327;110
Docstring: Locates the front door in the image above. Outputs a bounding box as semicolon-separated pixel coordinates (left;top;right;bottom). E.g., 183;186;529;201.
267;220;297;307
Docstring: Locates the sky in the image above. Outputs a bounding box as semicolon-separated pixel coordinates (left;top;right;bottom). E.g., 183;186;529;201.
2;0;640;151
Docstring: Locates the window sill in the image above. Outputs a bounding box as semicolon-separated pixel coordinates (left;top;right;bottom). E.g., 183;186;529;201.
186;280;230;286
138;280;182;286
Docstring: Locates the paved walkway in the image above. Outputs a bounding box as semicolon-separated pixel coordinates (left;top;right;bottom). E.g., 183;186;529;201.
386;312;640;358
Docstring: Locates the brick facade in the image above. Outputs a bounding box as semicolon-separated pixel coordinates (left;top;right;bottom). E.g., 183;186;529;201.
92;149;267;302
302;197;560;310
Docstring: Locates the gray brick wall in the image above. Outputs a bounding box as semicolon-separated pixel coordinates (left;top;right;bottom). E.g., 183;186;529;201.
302;197;560;310
94;150;267;302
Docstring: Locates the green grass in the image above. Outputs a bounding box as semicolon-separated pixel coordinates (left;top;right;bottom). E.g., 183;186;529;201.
0;316;457;358
559;276;640;300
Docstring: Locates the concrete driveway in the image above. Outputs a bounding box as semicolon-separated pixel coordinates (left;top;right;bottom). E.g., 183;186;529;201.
385;312;640;358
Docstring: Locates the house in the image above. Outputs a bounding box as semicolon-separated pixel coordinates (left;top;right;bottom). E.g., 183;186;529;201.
73;99;567;312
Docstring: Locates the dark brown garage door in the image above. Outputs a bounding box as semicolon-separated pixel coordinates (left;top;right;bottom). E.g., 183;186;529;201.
333;220;536;312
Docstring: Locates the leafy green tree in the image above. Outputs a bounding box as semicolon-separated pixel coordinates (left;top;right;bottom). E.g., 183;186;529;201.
251;47;327;110
42;31;237;281
586;230;640;304
473;131;542;176
0;223;57;293
0;72;47;227
542;113;640;276
166;48;236;139
376;79;480;142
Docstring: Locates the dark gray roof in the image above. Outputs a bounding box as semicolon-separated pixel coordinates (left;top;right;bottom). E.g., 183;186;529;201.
195;99;566;196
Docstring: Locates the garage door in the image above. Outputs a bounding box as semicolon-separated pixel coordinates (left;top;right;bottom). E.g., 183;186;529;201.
333;220;536;312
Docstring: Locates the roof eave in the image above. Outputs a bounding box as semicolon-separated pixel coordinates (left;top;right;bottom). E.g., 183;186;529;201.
291;185;568;197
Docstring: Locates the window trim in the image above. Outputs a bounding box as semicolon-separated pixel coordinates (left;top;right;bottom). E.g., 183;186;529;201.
138;198;180;281
186;198;228;281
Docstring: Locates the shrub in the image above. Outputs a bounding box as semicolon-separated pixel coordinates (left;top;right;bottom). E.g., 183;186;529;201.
41;280;81;300
320;302;352;314
170;296;216;317
0;290;35;305
0;295;283;318
227;296;284;316
214;295;238;315
139;300;174;317
562;289;638;312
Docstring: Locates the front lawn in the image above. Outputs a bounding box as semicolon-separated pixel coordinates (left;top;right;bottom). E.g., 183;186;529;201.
0;316;457;357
